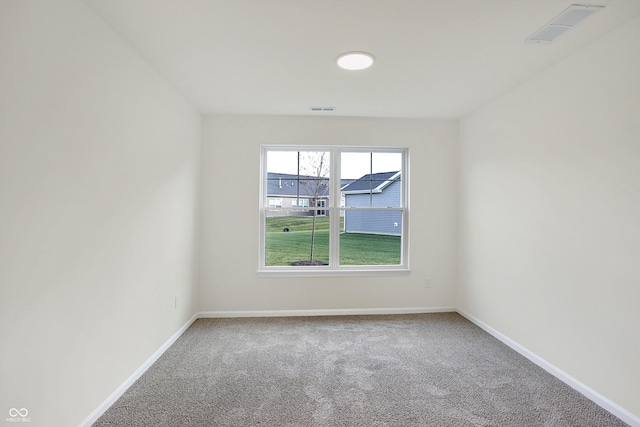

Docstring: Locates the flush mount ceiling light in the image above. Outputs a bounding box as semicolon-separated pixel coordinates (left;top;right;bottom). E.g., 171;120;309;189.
336;52;374;70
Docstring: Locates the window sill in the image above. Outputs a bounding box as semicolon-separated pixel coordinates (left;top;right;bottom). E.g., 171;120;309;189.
256;267;411;278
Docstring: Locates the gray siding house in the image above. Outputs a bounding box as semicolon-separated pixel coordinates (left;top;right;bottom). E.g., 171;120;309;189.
342;171;402;235
267;172;329;216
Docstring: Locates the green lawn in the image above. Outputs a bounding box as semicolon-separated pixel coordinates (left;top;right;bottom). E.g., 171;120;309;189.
265;216;400;266
266;216;332;233
338;233;401;265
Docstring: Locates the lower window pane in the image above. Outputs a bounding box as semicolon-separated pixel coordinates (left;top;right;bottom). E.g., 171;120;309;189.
340;210;402;266
265;210;329;266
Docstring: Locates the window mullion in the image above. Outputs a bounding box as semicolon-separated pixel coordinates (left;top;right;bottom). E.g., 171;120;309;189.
329;148;341;267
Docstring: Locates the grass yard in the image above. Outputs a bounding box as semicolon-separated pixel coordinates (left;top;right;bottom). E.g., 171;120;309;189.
265;216;400;266
266;216;332;233
339;232;401;265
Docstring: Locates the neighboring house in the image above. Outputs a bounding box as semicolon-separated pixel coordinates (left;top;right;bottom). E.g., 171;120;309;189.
341;171;402;235
339;179;355;208
267;172;329;216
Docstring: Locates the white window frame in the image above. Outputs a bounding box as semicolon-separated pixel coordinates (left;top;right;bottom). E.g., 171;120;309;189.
258;145;410;277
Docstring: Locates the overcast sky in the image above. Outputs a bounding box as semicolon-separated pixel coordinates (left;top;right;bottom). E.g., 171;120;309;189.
267;151;402;179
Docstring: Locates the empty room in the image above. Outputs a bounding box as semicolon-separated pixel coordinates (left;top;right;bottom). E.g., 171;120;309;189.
1;0;639;426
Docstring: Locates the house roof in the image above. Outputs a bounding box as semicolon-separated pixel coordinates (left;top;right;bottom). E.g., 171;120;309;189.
340;179;355;190
341;171;401;194
267;172;330;197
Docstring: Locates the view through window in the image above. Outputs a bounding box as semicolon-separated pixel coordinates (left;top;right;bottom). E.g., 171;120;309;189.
260;147;408;273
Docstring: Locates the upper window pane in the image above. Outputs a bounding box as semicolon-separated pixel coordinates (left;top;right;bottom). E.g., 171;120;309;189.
340;152;402;179
341;152;402;208
267;150;330;204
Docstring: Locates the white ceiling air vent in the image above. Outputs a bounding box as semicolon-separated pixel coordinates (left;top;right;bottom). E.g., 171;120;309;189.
309;107;336;112
526;4;604;44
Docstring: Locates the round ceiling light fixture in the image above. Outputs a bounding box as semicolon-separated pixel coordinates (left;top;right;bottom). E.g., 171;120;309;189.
336;51;375;71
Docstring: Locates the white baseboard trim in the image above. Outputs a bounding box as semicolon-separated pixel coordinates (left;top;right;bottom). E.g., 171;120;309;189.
457;309;639;427
197;306;456;318
78;313;198;427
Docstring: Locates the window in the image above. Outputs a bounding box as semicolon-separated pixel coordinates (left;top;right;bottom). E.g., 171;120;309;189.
259;146;408;275
291;198;309;208
317;200;326;216
268;198;282;208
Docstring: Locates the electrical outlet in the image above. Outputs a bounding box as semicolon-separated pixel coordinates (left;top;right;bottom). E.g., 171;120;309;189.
424;279;431;289
174;296;177;309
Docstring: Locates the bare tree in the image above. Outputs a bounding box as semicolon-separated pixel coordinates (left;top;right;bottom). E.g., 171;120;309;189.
298;151;329;263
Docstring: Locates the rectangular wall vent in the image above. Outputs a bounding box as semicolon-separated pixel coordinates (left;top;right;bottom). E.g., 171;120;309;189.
309;107;336;112
525;4;604;44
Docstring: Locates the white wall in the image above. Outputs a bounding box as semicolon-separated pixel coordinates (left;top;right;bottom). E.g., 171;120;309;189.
458;15;640;420
0;1;201;426
200;115;458;312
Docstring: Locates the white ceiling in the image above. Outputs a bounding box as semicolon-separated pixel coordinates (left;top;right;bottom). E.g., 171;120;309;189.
85;0;640;119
